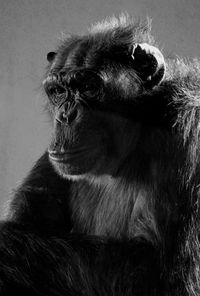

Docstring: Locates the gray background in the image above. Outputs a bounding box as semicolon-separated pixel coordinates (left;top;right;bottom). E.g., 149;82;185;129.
0;0;200;217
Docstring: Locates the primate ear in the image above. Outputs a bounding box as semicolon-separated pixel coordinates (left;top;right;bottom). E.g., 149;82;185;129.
131;43;166;87
47;52;57;63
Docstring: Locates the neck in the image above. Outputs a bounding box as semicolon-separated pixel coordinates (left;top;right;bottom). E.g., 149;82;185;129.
70;167;170;244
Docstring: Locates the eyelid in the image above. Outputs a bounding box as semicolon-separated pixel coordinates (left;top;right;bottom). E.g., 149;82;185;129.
45;83;66;95
43;79;69;107
43;70;104;102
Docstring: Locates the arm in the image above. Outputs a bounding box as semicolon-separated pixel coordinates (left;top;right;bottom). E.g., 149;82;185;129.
0;152;100;295
8;151;73;235
0;222;160;296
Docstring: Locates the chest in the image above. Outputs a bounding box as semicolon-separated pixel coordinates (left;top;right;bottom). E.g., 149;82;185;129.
69;179;155;239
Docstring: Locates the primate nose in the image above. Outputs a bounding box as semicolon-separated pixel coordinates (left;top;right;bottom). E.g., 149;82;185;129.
55;103;79;125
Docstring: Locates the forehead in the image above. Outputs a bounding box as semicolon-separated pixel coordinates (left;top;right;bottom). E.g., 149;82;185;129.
46;32;143;98
50;34;133;74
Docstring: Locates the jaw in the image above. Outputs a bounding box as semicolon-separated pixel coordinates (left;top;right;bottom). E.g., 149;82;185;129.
48;131;138;180
48;113;139;180
48;147;107;179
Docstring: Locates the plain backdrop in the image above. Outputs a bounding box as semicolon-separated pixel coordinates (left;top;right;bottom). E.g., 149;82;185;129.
0;0;200;217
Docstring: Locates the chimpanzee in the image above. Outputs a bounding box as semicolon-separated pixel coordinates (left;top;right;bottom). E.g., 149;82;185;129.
1;15;200;296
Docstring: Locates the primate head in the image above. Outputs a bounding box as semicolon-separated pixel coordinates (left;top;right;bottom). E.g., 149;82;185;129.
43;17;168;179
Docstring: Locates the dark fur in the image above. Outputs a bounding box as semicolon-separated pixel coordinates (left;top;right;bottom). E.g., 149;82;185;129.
1;15;200;295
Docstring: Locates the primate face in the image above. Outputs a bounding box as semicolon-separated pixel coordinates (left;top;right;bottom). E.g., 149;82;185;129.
43;30;166;178
44;68;138;178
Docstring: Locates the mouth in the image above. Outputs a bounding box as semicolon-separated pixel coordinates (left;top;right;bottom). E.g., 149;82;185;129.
48;149;89;163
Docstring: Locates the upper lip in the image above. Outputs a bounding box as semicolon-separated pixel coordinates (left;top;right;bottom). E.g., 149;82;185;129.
48;149;85;155
48;148;88;157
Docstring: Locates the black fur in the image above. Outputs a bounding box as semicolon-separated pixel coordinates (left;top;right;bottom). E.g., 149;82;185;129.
1;15;200;295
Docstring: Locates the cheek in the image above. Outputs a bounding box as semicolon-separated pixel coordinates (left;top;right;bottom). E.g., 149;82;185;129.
49;116;111;152
48;113;116;175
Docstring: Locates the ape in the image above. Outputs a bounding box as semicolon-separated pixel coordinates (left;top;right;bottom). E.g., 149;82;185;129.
1;15;200;296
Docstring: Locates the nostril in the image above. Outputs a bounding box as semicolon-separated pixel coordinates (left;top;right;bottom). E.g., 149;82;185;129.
66;108;78;124
55;108;78;125
55;111;67;124
55;101;81;125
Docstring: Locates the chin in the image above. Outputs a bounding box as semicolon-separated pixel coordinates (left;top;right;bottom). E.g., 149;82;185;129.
48;148;106;179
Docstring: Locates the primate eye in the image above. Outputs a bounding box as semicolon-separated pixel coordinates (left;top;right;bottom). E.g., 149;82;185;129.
79;81;99;98
70;70;102;99
46;84;68;106
47;85;66;96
